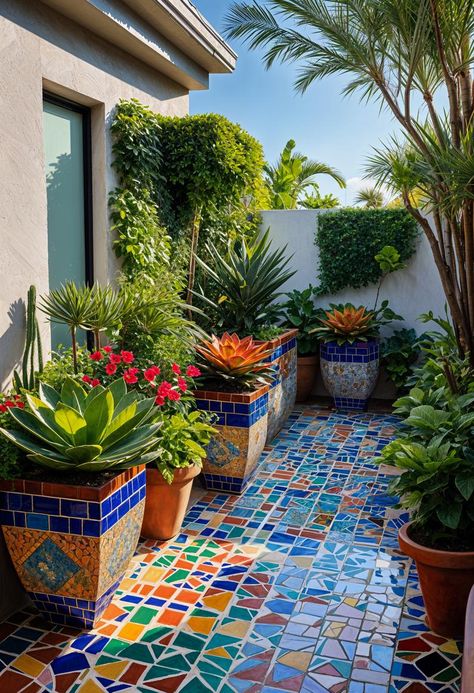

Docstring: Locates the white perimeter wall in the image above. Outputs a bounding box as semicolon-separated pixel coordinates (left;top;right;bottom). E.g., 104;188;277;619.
262;209;447;334
262;209;447;399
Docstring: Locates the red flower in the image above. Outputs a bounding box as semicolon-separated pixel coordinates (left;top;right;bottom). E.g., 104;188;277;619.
105;363;117;376
15;402;25;409
151;365;161;376
172;363;181;375
121;350;135;364
168;389;181;402
0;404;7;413
144;367;157;382
103;345;113;353
4;401;15;408
154;395;165;406
177;377;187;392
123;369;138;384
128;367;140;375
90;351;103;361
109;353;122;365
157;381;172;398
186;365;201;378
82;375;92;384
91;379;101;388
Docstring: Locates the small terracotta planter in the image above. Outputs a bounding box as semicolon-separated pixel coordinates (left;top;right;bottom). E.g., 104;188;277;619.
462;587;474;692
0;466;146;629
296;354;319;402
141;465;200;541
399;522;474;638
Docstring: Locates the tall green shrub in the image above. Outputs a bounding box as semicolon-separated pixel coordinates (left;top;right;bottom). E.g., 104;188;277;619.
315;209;419;294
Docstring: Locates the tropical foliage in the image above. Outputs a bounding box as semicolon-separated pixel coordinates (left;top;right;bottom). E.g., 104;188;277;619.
282;286;323;355
381;329;426;391
264;139;345;209
0;379;162;472
315;209;419;294
355;187;384;209
225;0;474;365
196;333;273;389
195;228;295;336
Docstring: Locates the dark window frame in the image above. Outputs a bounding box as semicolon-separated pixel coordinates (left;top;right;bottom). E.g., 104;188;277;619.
43;91;94;287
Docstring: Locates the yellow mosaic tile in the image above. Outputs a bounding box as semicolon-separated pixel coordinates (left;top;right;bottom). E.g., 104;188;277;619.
118;622;145;641
11;653;45;677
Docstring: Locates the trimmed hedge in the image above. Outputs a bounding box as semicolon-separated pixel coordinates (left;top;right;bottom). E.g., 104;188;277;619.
315;208;419;294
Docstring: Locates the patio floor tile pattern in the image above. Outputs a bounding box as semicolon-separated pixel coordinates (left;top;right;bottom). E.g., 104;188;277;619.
0;407;463;692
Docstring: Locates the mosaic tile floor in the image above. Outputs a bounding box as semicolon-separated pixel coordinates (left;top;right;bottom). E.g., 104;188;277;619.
0;407;463;693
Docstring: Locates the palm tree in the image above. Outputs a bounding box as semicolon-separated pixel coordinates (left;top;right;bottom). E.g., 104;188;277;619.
264;139;345;209
354;187;384;209
225;0;474;365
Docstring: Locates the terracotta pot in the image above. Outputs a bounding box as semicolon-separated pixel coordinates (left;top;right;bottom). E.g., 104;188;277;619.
399;522;474;638
141;465;201;541
462;586;474;692
296;354;319;402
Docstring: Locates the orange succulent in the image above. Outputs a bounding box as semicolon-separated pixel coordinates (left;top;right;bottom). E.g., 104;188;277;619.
196;333;273;387
321;306;373;335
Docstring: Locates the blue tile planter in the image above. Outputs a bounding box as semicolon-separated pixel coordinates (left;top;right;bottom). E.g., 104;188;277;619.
260;329;298;443
320;339;380;411
194;384;269;493
0;466;146;629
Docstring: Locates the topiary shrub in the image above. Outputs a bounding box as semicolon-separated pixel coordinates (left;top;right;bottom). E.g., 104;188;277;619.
315;208;419;294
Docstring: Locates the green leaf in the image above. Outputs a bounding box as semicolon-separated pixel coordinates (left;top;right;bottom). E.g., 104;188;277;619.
61;378;87;413
64;445;103;463
109;378;127;407
437;503;462;530
455;475;474;501
54;404;87;438
83;389;114;443
39;382;61;409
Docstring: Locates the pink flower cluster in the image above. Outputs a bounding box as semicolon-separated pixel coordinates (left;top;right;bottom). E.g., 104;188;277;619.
83;345;201;406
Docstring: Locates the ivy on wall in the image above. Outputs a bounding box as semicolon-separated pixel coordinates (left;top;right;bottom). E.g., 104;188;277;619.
315;209;419;294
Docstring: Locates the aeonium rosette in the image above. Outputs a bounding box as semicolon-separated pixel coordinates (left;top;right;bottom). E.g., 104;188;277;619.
83;345;202;410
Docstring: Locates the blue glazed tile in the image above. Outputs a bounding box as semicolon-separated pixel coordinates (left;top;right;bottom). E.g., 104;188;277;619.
69;518;83;535
33;495;60;515
26;513;49;530
8;493;32;512
50;516;69;533
83;520;100;537
60;499;89;519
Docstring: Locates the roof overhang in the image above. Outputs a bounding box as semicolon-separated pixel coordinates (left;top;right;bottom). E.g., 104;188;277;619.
39;0;237;90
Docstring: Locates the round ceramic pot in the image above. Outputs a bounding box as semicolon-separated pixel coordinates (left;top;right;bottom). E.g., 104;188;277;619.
296;354;319;402
141;465;201;541
399;522;474;638
320;339;380;411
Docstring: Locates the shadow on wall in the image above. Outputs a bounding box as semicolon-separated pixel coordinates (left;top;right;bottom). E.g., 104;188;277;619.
0;300;25;392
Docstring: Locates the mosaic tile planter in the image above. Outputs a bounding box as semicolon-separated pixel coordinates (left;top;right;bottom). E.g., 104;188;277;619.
0;465;146;629
260;328;298;443
194;384;269;493
320;338;380;410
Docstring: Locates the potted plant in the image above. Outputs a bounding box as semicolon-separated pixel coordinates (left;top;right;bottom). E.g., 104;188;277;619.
195;230;298;443
0;378;161;629
193;332;273;493
282;285;322;402
379;437;474;638
312;301;400;410
141;410;216;541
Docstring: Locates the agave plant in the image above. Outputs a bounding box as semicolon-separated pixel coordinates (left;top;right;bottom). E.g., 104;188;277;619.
194;229;295;335
0;378;161;472
312;302;401;345
196;333;273;389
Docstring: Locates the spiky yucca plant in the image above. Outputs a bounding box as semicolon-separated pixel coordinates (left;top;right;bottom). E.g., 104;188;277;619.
196;333;273;389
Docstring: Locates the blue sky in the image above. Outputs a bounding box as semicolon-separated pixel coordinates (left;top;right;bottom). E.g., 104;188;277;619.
191;0;399;204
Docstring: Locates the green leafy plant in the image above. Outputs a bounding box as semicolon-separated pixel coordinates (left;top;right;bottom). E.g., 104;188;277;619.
154;411;216;484
0;395;26;479
315;209;419;295
282;286;323;355
379;439;474;551
313;301;401;345
355;186;384;209
196;333;273;390
0;379;162;472
39;346;93;391
195;228;295;336
264;139;345;210
300;189;340;209
381;329;425;391
13;285;43;392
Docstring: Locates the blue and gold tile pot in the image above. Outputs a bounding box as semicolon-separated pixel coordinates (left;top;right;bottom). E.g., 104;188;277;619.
0;465;146;629
320;339;380;411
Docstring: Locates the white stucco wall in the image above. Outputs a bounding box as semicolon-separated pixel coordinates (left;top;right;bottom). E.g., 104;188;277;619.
262;209;447;333
262;209;448;399
0;0;190;391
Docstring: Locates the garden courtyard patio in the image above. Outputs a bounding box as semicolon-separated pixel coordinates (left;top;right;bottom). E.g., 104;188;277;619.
0;406;462;693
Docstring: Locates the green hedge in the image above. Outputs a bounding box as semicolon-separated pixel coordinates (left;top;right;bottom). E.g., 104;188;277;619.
315;208;419;294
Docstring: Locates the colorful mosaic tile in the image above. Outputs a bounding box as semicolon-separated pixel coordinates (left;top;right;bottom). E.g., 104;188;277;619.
265;331;298;443
0;408;463;691
320;341;380;411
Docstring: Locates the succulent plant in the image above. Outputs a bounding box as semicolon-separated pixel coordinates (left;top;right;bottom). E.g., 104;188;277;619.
312;301;401;345
196;332;273;389
0;378;161;472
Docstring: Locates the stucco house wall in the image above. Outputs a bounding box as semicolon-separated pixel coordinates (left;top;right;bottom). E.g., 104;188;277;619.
0;0;234;619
